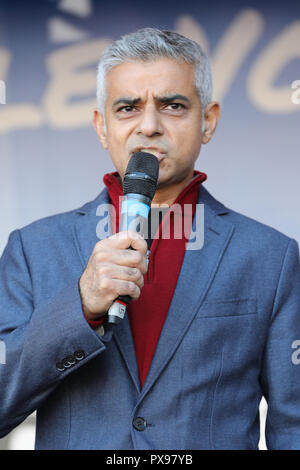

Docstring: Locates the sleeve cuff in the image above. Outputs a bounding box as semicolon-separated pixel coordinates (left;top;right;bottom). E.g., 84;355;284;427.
84;314;106;329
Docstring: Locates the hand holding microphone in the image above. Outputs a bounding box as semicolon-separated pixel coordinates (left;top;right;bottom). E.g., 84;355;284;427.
78;230;148;321
79;152;159;324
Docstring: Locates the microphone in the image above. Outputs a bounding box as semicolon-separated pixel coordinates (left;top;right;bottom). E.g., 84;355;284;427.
107;151;159;325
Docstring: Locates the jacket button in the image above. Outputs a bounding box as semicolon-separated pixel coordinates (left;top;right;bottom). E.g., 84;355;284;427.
56;361;65;371
63;355;76;368
133;417;147;431
74;350;85;361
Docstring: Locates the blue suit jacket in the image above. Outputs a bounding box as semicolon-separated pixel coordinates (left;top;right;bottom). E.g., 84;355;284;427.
0;184;300;450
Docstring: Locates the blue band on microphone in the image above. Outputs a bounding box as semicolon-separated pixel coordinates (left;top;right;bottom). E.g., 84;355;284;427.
121;198;150;218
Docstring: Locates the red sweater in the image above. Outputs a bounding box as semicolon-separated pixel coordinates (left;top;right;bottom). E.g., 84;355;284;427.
86;170;207;387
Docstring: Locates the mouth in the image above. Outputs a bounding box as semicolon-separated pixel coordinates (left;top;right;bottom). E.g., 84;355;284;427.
130;148;166;161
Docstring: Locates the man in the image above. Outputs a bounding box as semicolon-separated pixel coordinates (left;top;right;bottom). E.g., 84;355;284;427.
0;28;300;450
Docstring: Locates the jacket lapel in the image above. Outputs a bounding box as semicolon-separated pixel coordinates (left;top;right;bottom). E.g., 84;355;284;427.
73;188;141;392
139;185;235;399
73;189;110;269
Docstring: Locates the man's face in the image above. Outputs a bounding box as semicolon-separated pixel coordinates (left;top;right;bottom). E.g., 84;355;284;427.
94;58;212;188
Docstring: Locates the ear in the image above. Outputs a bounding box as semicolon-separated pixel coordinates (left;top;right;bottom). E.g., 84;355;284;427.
93;109;108;149
201;101;221;145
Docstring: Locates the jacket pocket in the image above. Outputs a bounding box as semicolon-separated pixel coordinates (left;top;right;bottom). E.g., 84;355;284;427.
196;298;257;318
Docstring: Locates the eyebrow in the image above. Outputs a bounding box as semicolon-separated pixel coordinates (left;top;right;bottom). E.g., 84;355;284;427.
112;94;191;109
156;94;191;106
112;97;141;108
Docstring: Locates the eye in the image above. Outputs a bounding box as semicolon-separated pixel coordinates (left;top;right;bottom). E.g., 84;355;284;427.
165;103;186;110
117;105;135;113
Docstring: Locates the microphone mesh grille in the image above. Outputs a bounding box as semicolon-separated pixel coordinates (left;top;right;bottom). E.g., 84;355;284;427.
123;152;159;200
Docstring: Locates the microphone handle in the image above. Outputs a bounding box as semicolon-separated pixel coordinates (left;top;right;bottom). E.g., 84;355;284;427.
106;246;151;324
106;248;133;325
106;193;151;325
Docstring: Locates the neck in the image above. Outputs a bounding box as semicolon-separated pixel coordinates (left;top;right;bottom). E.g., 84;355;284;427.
151;169;195;207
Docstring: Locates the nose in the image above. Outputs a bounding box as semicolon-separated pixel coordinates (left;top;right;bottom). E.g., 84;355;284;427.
136;105;163;137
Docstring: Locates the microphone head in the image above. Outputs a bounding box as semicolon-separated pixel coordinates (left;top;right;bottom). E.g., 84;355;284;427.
123;151;159;200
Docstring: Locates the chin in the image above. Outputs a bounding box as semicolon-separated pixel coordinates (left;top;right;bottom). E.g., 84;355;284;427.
156;175;176;189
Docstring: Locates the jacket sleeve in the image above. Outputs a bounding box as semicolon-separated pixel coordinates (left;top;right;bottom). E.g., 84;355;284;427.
260;238;300;449
0;230;112;438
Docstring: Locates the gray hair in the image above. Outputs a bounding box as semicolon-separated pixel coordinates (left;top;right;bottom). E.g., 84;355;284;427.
96;28;213;120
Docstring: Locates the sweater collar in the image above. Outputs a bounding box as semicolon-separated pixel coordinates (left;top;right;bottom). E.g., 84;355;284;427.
103;170;207;210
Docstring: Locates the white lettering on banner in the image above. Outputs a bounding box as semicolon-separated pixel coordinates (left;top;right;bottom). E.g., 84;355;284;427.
210;8;264;103
0;79;5;104
0;48;10;105
247;21;300;113
291;80;300;105
0;11;299;134
0;47;42;132
175;15;209;54
43;38;111;128
58;0;92;18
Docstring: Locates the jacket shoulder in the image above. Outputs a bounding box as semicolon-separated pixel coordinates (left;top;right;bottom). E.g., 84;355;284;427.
200;184;295;249
18;188;108;237
226;206;292;241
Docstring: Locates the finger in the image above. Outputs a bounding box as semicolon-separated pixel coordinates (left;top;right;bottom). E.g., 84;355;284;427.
126;231;148;255
109;278;141;300
94;248;148;274
100;230;148;255
114;249;148;274
97;264;144;289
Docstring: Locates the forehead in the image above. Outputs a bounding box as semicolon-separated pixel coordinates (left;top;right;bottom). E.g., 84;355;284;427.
105;58;197;100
